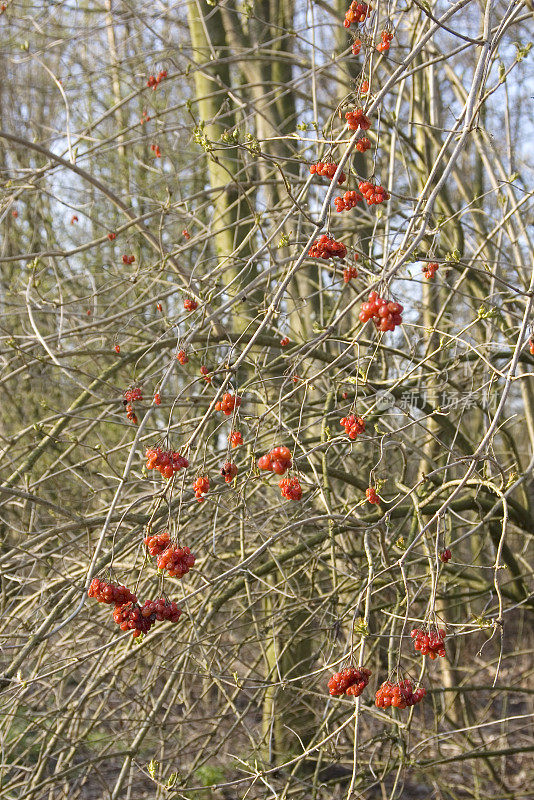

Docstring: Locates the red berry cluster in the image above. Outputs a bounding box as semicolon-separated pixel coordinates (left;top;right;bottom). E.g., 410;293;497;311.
334;190;362;212
146;70;167;89
358;180;389;205
215;392;241;415
343;266;358;283
366;486;379;504
176;349;189;365
200;365;211;382
423;261;439;279
360;81;369;94
221;461;238;483
258;446;292;475
309;235;347;260
340;413;365;439
377;31;393;52
352;39;362;55
124;387;142;403
375;680;426;709
193;476;210;502
440;548;451;563
141;598;182;623
280;336;290;346
151;143;161;158
140;109;151;125
184;297;198;311
343;2;372;28
182;228;190;239
157;545;196;578
356;136;371;153
88;578;183;638
122;254;135;264
112;602;154;637
359;291;403;332
309;162;346;184
145;446;189;479
529;338;534;356
88;578;137;605
345;108;371;131
123;387;142;424
411;627;446;660
229;430;243;447
108;232;116;240
328;667;371;697
279;476;302;501
154;392;161;405
71;214;78;224
144;529;170;556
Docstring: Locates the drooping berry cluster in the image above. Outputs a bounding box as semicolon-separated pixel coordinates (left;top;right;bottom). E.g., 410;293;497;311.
279;476;302;501
88;578;137;606
140;109;151;125
366;486;379;504
345;108;371;131
343;2;372;28
280;336;290;346
221;461;238;483
258;446;292;475
200;365;211;382
334;190;362;212
145;446;189;479
328;667;371;697
440;548;451;563
215;392;241;415
375;680;426;709
113;602;155;637
358;180;389;205
309;162;346;185
359;291;403;332
377;30;393;52
352;39;362;55
183;297;198;311
411;628;446;659
356;136;371;153
309;235;347;260
123;387;143;425
88;578;183;638
122;254;135;264
124;387;142;403
343;265;359;283
229;430;243;448
141;598;182;623
176;349;189;365
144;529;170;556
423;261;439;279
151;143;161;158
340;414;365;439
146;70;167;89
157;545;196;578
193;476;210;502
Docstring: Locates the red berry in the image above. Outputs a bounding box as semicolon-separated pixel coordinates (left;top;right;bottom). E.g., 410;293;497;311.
279;476;302;501
221;461;238;483
229;431;243;447
193;475;210;502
